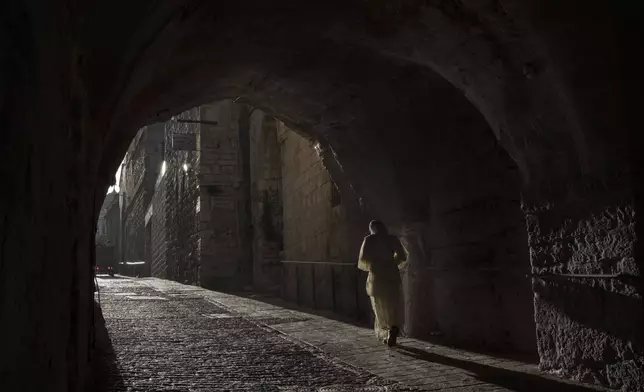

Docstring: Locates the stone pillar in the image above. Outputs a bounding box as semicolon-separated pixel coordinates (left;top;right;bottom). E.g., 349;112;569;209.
198;101;246;290
0;4;97;389
524;176;643;389
248;111;284;292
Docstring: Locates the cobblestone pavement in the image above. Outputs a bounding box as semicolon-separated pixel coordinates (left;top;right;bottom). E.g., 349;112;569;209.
93;277;609;392
93;276;418;391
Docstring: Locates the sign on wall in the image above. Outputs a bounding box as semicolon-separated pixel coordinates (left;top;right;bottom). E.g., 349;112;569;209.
172;134;197;151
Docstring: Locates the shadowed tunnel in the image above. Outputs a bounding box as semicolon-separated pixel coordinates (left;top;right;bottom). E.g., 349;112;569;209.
0;1;641;391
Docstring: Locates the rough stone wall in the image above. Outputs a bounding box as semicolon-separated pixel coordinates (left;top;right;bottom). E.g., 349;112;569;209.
0;3;99;389
96;192;118;244
146;101;248;289
277;121;369;317
124;187;147;263
150;174;169;279
327;191;356;263
122;129;148;268
161;108;201;284
197;101;246;290
104;196;121;248
141;125;165;277
121;126;165;276
278;123;353;262
144;124;166;191
96;193;119;270
146;122;178;280
412;119;536;355
526;182;642;389
249;111;284;291
122;130;146;208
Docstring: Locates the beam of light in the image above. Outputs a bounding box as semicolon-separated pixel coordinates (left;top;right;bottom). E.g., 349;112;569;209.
106;157;125;194
313;142;322;155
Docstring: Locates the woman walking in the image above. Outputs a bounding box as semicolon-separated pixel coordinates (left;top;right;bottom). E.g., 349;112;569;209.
358;220;408;347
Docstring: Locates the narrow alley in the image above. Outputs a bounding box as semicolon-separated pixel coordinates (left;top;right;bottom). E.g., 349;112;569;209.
1;2;639;392
92;276;607;392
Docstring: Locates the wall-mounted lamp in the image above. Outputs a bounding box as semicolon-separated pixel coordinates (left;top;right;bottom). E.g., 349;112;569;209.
161;161;167;176
182;163;190;172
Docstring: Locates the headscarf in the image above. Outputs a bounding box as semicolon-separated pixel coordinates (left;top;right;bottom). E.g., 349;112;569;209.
369;220;388;235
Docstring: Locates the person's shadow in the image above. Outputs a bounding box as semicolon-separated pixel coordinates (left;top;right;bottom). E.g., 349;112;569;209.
394;345;608;392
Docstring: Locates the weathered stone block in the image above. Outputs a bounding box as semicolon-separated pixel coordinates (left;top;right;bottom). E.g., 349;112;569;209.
527;190;643;390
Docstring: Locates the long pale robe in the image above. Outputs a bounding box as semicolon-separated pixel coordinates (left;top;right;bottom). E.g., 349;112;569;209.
357;234;408;340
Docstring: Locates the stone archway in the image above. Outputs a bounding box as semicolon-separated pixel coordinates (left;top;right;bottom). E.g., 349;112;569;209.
1;1;639;391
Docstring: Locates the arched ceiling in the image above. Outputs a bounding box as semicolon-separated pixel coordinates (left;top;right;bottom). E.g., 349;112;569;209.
80;0;626;201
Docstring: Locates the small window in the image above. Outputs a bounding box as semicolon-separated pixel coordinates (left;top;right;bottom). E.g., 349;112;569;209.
331;181;341;207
